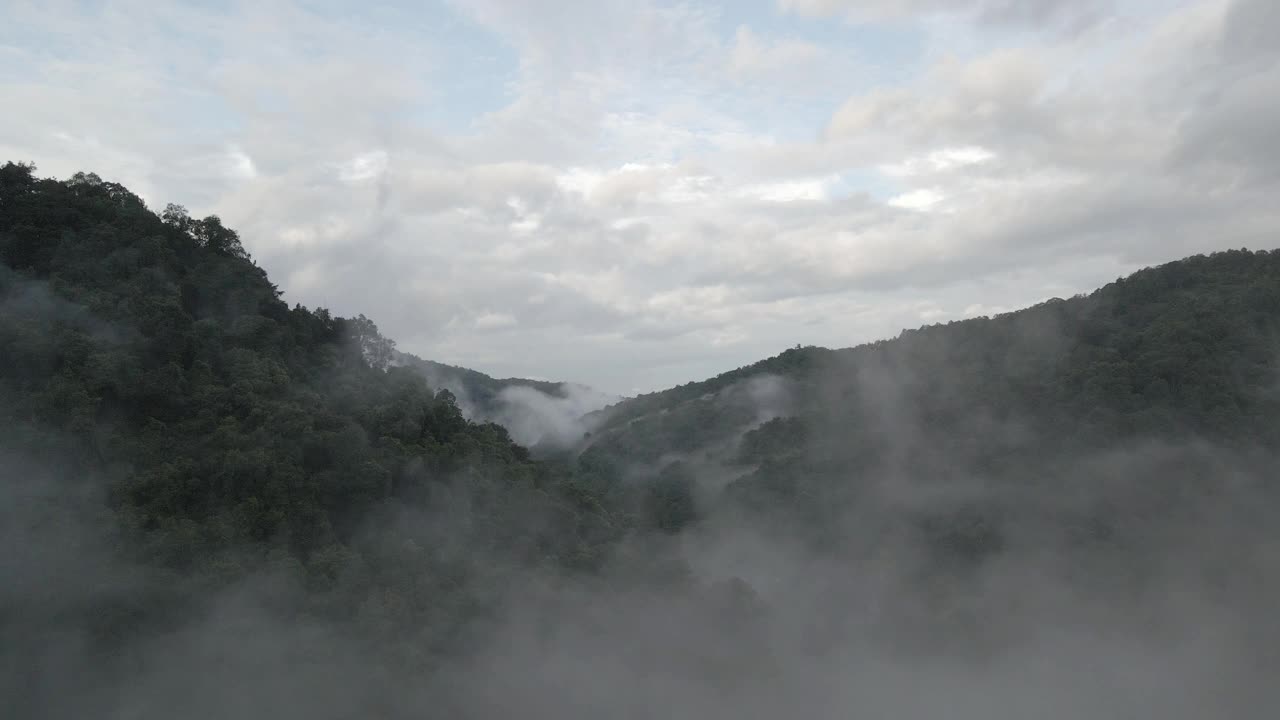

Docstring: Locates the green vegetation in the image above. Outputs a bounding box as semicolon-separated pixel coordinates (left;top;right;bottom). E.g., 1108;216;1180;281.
582;244;1280;563
4;162;1280;712
0;163;648;668
394;354;571;418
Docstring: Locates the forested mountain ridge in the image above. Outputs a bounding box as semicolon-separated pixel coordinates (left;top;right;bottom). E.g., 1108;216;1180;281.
397;354;569;414
393;352;617;450
5;162;1280;717
574;246;1280;587
0;162;655;696
583;248;1280;465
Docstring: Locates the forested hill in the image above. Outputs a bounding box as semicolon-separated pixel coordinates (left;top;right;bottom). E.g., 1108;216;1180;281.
0;162;658;690
577;246;1280;564
393;352;617;448
584;248;1280;462
396;354;569;415
5;161;1280;717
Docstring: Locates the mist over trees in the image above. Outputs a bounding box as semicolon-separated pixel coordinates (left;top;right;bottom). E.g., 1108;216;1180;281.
4;162;1280;718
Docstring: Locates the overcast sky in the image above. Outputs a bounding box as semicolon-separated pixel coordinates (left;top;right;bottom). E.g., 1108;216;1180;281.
2;0;1277;394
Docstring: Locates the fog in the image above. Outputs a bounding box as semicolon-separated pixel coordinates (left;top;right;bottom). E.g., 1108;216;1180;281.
440;428;1280;718
7;342;1280;720
3;250;1276;718
491;383;616;449
402;356;616;449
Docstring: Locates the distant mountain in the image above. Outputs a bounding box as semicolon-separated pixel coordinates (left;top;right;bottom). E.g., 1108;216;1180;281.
394;352;617;449
396;353;568;411
591;248;1280;450
580;248;1280;555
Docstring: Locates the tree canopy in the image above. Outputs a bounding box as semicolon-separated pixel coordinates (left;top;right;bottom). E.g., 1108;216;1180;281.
5;162;1280;717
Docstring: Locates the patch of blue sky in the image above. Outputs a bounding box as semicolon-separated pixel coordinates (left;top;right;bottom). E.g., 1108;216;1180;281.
831;167;901;201
708;0;928;84
1;0;243;138
312;0;519;133
664;0;929;146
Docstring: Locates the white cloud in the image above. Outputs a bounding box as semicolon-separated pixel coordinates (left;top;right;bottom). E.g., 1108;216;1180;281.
879;146;995;177
336;151;388;183
729;26;828;78
475;312;518;330
778;0;1113;31
887;188;945;210
737;176;836;202
3;0;1277;393
215;145;257;180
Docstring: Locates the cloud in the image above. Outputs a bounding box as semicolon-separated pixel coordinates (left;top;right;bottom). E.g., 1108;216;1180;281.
879;146;996;177
474;311;517;330
3;0;1277;393
887;188;945;210
491;383;617;447
728;26;829;80
778;0;1113;31
335;151;388;183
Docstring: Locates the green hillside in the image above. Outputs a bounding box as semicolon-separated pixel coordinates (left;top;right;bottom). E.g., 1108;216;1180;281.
587;249;1280;460
396;353;569;417
580;247;1280;564
0;163;648;680
5;161;1280;717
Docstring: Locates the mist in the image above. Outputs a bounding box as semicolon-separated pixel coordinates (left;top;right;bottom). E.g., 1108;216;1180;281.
10;347;1280;719
398;355;617;449
491;383;616;449
5;165;1280;718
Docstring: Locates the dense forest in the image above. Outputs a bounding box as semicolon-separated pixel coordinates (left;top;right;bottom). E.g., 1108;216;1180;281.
4;162;1280;717
584;247;1280;519
579;249;1280;570
0;163;690;716
392;352;616;449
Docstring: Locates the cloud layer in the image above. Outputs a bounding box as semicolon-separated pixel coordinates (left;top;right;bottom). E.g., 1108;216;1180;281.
3;0;1277;392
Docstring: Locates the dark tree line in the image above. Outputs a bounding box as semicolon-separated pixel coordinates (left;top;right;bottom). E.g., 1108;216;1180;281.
1;162;687;671
582;245;1280;572
5;161;1280;706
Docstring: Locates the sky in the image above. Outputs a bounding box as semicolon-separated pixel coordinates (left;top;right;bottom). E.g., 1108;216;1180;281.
2;0;1277;394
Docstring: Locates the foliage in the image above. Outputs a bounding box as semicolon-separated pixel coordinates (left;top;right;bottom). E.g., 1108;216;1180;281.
586;245;1280;556
0;162;633;662
5;160;1280;690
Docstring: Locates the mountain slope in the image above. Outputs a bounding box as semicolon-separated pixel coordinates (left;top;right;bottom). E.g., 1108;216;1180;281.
587;249;1280;458
579;249;1280;563
6;162;1280;717
398;354;568;413
0;163;641;671
395;352;617;449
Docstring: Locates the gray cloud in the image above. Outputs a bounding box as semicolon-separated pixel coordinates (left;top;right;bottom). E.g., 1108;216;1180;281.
779;0;1114;31
2;0;1277;393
